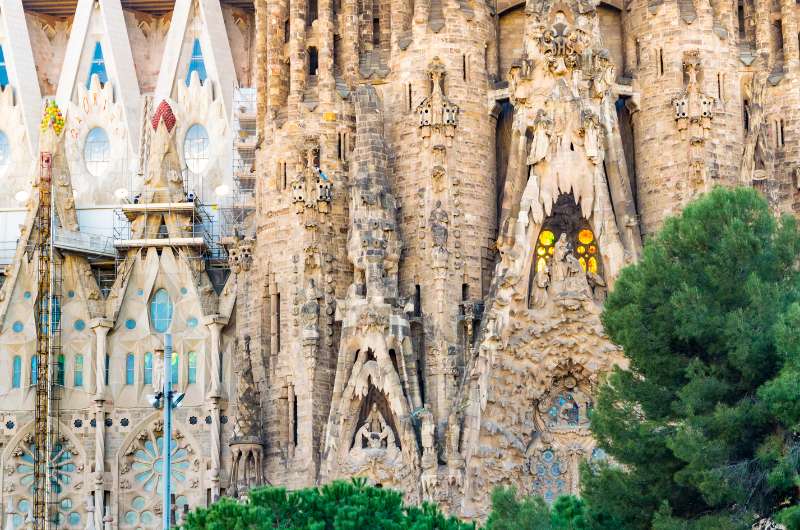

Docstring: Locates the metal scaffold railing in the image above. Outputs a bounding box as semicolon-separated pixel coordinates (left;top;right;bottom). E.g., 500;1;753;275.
32;152;62;530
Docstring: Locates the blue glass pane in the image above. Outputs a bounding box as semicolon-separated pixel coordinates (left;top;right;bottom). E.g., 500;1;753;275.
0;130;10;174
144;352;153;385
56;354;65;385
86;42;108;87
150;289;173;332
0;46;8;88
73;319;85;331
126;353;135;385
171;353;178;385
12;321;23;333
187;352;197;384
104;354;109;386
31;356;38;385
74;354;83;387
12;356;21;388
185;38;207;86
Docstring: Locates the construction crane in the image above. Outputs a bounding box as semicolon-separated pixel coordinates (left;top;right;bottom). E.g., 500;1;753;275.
31;152;62;530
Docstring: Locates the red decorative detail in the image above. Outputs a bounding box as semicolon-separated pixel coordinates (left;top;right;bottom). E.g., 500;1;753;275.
151;100;176;133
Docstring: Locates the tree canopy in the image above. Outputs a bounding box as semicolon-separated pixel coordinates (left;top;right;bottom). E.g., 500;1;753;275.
581;187;800;529
182;478;475;530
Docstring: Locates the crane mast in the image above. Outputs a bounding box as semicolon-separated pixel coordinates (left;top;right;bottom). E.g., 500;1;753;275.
32;152;61;530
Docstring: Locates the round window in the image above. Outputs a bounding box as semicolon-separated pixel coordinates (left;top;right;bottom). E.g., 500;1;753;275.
84;127;110;177
0;130;10;175
184;123;209;174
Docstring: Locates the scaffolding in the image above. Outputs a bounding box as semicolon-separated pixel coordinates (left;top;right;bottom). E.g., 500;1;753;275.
220;87;257;242
31;152;62;530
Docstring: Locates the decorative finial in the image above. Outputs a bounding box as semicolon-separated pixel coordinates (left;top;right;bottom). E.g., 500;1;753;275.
151;100;176;133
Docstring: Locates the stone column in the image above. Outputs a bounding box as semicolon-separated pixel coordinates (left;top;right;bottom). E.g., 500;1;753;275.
269;279;279;374
754;0;771;63
267;0;289;115
203;315;227;497
780;0;799;71
89;319;111;530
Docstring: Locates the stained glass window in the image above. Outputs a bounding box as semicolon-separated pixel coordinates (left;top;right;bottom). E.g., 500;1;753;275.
171;352;179;385
184;124;209;174
187;352;197;384
74;354;83;387
0;46;8;88
126;353;135;385
104;354;110;386
533;226;601;275
84;127;110;177
56;354;65;386
31;356;38;385
143;352;153;385
185;38;207;86
0;130;11;176
131;436;190;493
149;289;173;333
86;42;108;87
12;356;21;388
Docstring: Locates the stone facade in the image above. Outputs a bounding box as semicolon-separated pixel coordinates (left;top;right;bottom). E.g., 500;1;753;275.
0;0;796;525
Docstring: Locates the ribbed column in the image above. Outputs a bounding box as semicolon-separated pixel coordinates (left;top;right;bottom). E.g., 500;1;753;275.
89;319;111;530
318;0;335;104
780;0;799;71
289;0;308;111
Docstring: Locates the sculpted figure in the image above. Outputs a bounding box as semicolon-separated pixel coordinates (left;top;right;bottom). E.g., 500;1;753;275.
532;263;550;308
551;233;570;282
430;201;449;249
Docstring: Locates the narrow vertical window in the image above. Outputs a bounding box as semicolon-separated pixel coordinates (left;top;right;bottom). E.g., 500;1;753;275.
285;18;291;43
150;289;173;333
737;0;746;40
74;354;84;387
462;283;469;301
87;42;108;87
743;99;750;131
414;285;422;316
658;49;664;76
292;394;299;446
185;38;208;86
0;46;9;88
171;352;179;385
276;292;282;351
31;356;38;385
188;352;197;384
12;356;21;388
104;354;110;386
780;119;785;147
717;73;722;101
56;354;65;386
408;84;413;112
462;54;467;81
308;47;319;76
307;0;318;26
125;353;135;385
372;16;380;45
144;352;153;385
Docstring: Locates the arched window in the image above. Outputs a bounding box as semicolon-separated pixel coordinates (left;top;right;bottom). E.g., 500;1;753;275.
187;352;197;384
183;124;209;174
126;353;135;385
0;46;8;88
532;195;602;276
0;130;10;176
143;352;153;385
308;47;319;76
104;354;110;386
56;354;65;386
84;128;110;177
171;352;179;385
74;354;84;387
185;38;208;85
12;356;21;388
87;42;108;87
149;289;173;333
31;356;38;385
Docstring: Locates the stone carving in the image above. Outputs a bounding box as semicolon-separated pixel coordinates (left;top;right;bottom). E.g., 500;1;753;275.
540;14;587;76
417;57;459;139
352;404;399;454
429;201;449;250
672;51;715;183
229;336;265;498
741;73;774;183
228;239;254;274
419;404;436;469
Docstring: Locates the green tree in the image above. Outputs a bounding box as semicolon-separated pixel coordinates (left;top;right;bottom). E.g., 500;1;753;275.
581;187;800;529
182;478;475;530
483;487;586;530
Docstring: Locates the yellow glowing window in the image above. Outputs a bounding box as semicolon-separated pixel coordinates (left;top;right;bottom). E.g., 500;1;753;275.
578;229;594;245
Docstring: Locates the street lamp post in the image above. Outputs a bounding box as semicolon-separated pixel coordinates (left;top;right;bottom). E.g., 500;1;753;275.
148;334;184;529
162;333;173;530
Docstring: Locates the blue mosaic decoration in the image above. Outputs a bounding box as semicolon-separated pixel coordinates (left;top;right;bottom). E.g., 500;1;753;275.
125;319;136;330
12;321;23;333
73;319;85;331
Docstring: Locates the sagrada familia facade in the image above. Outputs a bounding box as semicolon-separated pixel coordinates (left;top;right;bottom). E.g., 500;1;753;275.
0;0;794;526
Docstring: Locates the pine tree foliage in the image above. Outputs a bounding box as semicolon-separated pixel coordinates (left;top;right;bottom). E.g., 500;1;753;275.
182;478;475;530
581;187;800;529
